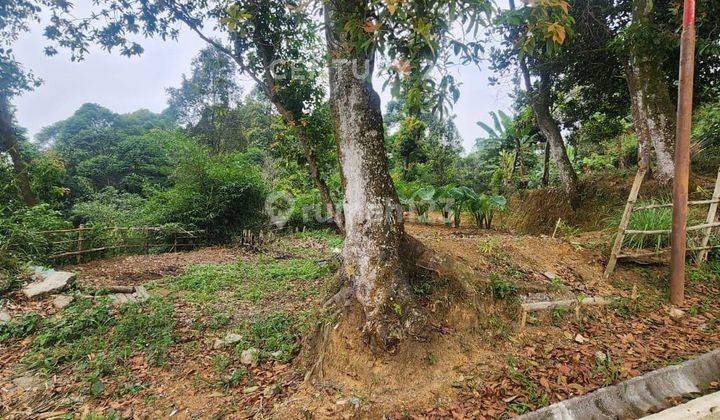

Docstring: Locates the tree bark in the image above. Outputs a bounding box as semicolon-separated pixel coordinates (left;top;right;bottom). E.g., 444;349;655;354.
325;0;420;349
0;96;37;206
625;0;676;183
542;140;551;187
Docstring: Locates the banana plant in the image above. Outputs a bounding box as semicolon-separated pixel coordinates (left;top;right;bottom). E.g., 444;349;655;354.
433;184;456;226
412;185;436;223
448;186;475;227
468;193;507;229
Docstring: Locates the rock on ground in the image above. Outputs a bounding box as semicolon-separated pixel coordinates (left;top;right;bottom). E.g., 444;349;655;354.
0;310;10;324
213;333;243;350
52;295;74;310
22;267;75;300
13;375;47;392
240;348;260;366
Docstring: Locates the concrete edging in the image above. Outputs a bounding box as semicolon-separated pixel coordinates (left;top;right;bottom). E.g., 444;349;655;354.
517;349;720;420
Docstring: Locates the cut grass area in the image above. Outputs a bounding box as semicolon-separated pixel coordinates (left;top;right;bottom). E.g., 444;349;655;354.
169;257;337;303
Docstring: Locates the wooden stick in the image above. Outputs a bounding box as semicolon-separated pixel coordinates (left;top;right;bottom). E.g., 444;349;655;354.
633;199;720;211
552;218;562;238
76;224;84;264
520;297;612;328
605;168;647;278
697;168;720;264
624;221;720;236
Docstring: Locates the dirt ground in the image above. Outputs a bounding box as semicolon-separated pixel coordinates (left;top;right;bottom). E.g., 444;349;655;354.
1;224;719;419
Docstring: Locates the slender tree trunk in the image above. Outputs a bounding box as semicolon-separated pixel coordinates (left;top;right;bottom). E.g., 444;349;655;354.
519;58;580;204
625;0;676;183
0;97;36;206
510;0;578;202
255;50;345;232
542;140;551;187
325;0;420;348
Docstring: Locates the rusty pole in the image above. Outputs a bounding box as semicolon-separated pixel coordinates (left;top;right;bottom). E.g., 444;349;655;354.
670;0;696;306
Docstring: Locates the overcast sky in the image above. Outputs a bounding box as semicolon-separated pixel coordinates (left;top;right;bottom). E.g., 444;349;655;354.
12;4;513;153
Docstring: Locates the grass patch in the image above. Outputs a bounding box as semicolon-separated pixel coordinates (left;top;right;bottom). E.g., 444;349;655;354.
21;297;174;395
0;312;42;341
606;198;706;251
235;312;305;363
172;258;335;303
489;273;518;299
296;229;344;250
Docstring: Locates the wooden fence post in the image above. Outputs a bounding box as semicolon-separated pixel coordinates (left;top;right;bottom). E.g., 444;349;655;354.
605;168;647;278
76;224;84;265
697;167;720;264
143;227;149;254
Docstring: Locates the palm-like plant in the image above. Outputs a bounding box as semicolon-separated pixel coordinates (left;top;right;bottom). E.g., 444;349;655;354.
477;110;537;186
467;192;507;229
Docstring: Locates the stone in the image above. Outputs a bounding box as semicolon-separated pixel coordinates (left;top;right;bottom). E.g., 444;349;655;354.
574;333;587;344
212;333;243;350
670;308;686;320
543;271;559;280
52;295;74;310
270;350;283;360
22;268;75;299
263;384;280;397
240;348;260;366
135;286;151;301
0;310;10;324
13;375;46;392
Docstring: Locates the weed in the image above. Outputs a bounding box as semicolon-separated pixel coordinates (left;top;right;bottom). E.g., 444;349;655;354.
24;297;174;385
479;238;500;254
115;381;147;397
556;220;582;238
221;367;249;388
594;353;622;386
392;303;403;316
212;354;232;372
505;362;549;414
411;272;435;296
236;312;302;363
489;274;518;299
0;312;42;341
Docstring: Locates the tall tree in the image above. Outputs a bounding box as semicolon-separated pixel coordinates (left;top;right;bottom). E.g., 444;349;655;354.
323;0;489;347
623;0;676;183
0;1;43;206
494;0;580;204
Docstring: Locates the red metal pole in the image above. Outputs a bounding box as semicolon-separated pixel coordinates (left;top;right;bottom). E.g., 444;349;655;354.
670;0;696;306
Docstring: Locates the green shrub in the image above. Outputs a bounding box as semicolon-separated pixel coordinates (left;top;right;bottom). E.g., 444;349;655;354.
149;151;268;241
236;312;302;363
0;204;71;264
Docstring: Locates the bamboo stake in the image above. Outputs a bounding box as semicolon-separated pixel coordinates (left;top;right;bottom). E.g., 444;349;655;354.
697;167;720;264
605;168;647;278
76;224;84;264
670;0;696;306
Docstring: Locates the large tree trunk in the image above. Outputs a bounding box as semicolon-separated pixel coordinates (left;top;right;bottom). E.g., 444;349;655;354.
625;0;676;183
325;0;420;348
0;97;37;206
